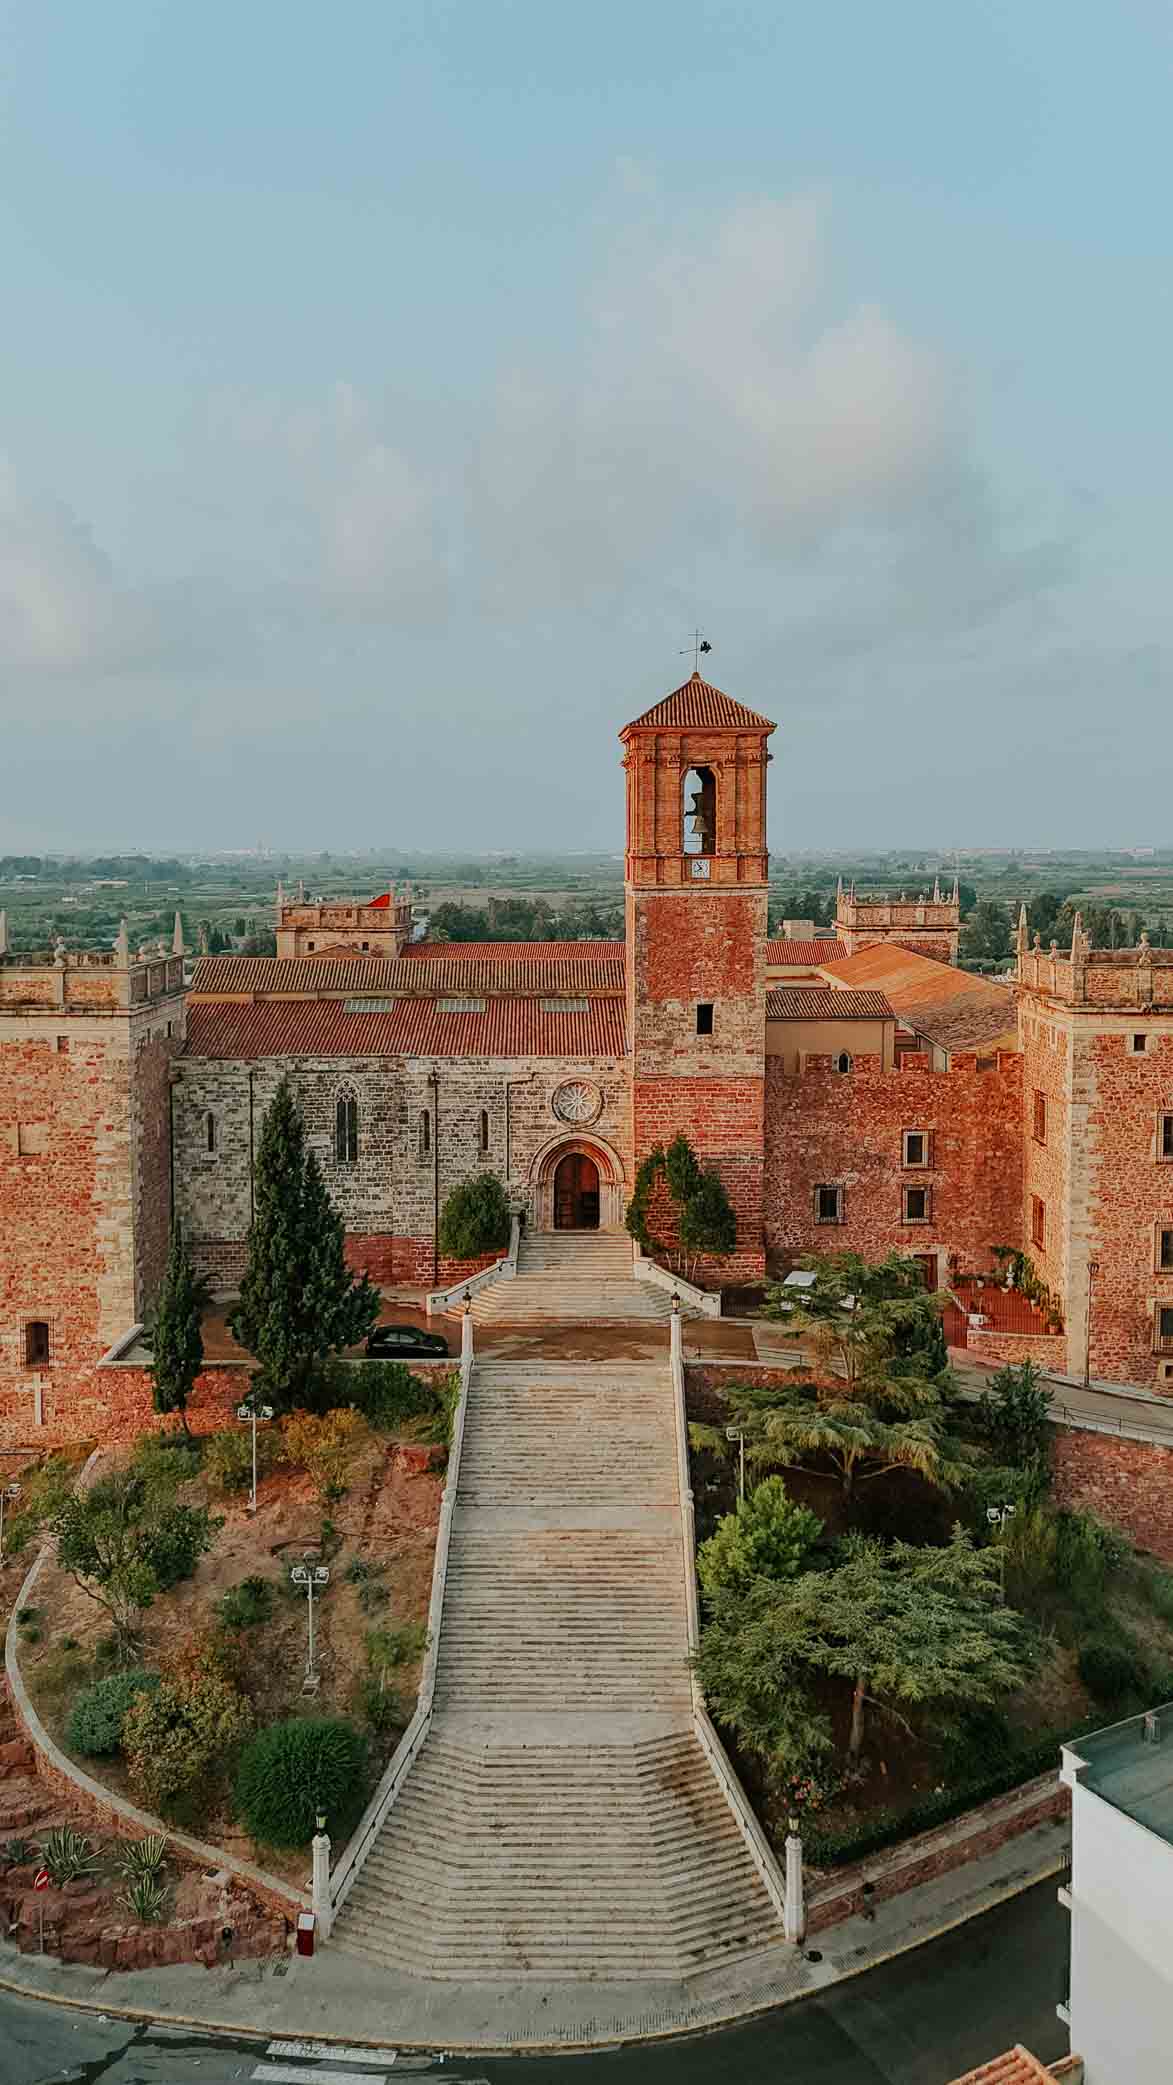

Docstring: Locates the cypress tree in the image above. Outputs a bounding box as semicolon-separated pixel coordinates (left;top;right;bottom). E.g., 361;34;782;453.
229;1080;379;1409
149;1222;207;1438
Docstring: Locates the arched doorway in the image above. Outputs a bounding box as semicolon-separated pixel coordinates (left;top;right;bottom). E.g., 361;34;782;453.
530;1130;626;1231
553;1151;600;1230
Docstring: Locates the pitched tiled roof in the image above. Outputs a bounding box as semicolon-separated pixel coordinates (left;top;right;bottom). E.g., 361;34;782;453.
621;672;775;734
185;997;627;1061
946;2047;1055;2084
818;944;1017;1055
766;987;894;1021
190;954;624;997
404;939;623;963
766;938;847;967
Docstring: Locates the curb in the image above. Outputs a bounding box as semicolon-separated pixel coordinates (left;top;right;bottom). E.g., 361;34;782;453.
0;1854;1067;2056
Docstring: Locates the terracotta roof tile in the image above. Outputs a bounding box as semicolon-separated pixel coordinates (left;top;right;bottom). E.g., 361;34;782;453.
819;944;1017;1055
767;987;894;1021
190;953;624;997
946;2047;1054;2085
766;938;848;967
404;939;623;963
621;672;775;734
185;996;627;1061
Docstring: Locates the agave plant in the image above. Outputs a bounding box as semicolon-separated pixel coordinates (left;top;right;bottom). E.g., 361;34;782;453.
119;1833;167;1883
2;1837;36;1869
38;1826;98;1885
122;1874;168;1924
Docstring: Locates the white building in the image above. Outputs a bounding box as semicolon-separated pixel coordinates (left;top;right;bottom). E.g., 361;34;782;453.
1061;1704;1173;2084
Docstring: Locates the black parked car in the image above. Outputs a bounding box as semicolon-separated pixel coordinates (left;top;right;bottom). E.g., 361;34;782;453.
366;1324;450;1360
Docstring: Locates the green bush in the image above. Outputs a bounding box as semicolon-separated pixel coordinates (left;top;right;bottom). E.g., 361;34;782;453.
973;1360;1053;1473
1078;1638;1149;1706
216;1576;275;1630
234;1717;367;1848
437;1173;511;1260
122;1671;253;1821
1055;1510;1129;1621
203;1426;281;1495
141;1500;222;1590
347;1360;438;1430
66;1669;161;1758
698;1477;822;1597
38;1827;97;1885
130;1430;203;1494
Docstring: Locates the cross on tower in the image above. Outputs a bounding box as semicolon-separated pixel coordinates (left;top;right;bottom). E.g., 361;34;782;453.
679;630;712;674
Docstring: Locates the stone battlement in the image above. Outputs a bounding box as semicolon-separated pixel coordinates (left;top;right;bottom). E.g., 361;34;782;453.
1017;938;1173;1009
0;949;185;1013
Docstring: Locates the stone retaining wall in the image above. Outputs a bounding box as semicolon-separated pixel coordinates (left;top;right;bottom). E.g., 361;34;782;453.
1052;1426;1173;1562
807;1772;1068;1934
967;1329;1066;1370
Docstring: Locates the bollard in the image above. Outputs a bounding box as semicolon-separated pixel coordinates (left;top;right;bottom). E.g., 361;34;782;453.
784;1826;805;1944
311;1829;333;1942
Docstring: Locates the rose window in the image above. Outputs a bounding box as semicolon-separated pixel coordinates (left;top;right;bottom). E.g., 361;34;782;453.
551;1080;602;1126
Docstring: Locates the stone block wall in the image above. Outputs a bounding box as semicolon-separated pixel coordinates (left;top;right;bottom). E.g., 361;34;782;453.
1052;1426;1173;1562
1082;1027;1173;1386
763;1049;1023;1278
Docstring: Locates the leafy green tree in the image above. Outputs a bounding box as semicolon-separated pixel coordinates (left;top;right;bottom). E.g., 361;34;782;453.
974;1360;1052;1477
678;1169;737;1274
959;899;1013;965
698;1477;822;1597
624;1134;737;1275
229;1080;379;1409
695;1581;833;1772
53;1470;220;1657
148;1223;209;1438
438;1172;511;1259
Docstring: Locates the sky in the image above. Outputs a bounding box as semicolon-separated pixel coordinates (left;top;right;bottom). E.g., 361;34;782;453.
2;1;1173;855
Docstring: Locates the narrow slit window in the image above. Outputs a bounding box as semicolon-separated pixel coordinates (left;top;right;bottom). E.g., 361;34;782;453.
479;1109;490;1153
419;1108;431;1159
1161;1114;1173;1161
24;1321;50;1367
1132;1033;1148;1054
1031;1195;1046;1250
335;1092;358;1164
1033;1092;1046;1144
696;1002;714;1036
816;1184;844;1224
205;1111;217;1156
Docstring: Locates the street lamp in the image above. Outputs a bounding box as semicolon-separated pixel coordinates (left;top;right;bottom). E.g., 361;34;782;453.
725;1425;747;1503
236;1398;274;1515
291;1563;330;1692
0;1482;20;1564
987;1502;1017;1598
1084;1259;1100;1389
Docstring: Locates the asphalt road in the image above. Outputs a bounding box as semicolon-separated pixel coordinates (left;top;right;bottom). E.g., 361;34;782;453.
6;1880;1068;2085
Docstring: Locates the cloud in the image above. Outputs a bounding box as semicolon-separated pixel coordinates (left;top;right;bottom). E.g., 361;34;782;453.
0;464;172;672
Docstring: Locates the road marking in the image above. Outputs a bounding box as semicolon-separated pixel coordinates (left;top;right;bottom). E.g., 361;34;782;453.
266;2045;400;2066
252;2066;387;2084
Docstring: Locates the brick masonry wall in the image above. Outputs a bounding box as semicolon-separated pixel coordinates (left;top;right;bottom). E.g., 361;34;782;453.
1018;998;1071;1345
967;1329;1066;1369
1052;1426;1173;1561
1082;1028;1173;1386
763;1050;1023;1277
0;1362;249;1451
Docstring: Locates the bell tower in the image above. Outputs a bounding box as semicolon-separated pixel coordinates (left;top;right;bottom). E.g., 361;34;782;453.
620;672;775;1277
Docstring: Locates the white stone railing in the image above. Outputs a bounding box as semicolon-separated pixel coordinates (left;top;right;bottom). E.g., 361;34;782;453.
424;1212;520;1317
327;1307;475;1929
635;1255;722;1319
669;1308;789;1928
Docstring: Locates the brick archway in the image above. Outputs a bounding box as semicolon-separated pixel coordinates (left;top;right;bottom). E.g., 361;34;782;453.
530;1131;626;1232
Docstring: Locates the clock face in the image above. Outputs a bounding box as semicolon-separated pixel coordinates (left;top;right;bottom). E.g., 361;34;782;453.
690;857;711;879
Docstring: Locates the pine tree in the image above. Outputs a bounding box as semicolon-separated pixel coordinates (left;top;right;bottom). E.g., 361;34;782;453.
229;1080;379;1409
149;1222;208;1438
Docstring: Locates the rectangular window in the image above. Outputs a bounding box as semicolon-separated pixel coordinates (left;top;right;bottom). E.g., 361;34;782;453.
1033;1091;1047;1144
24;1321;50;1367
1132;1033;1148;1054
419;1108;431;1159
815;1184;844;1224
903;1185;931;1223
438;997;486;1014
1157;1306;1173;1353
1161;1114;1173;1161
1031;1195;1046;1250
1159;1227;1173;1272
696;1003;714;1036
902;1130;929;1168
540;997;590;1013
16;1124;47;1157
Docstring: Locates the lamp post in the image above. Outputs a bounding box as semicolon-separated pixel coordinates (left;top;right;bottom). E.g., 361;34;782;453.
291;1563;330;1692
237;1398;274;1515
987;1502;1017;1597
725;1425;747;1503
0;1481;20;1564
1084;1259;1100;1389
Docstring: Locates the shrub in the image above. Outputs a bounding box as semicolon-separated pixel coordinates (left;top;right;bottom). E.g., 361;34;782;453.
38;1827;97;1885
3;1839;36;1869
1078;1638;1149;1706
437;1173;510;1260
234;1717;367;1848
129;1430;203;1495
1055;1510;1129;1621
203;1426;282;1496
66;1670;161;1758
280;1409;369;1503
216;1576;274;1630
346;1360;437;1430
141;1500;223;1590
366;1621;428;1671
122;1670;253;1820
697;1477;823;1598
416;1371;461;1449
973;1360;1053;1474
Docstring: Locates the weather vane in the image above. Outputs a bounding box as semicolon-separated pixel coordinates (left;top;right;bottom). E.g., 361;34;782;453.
680;630;712;673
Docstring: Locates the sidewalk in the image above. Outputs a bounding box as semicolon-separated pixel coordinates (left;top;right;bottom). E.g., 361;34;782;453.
0;1813;1069;2053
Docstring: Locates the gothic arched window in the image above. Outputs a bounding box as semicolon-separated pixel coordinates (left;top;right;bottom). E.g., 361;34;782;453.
335;1090;359;1164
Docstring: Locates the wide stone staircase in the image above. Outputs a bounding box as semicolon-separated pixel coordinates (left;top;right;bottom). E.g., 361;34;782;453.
331;1358;780;1982
469;1228;674;1324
